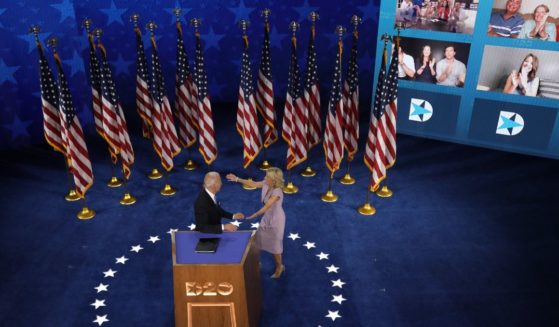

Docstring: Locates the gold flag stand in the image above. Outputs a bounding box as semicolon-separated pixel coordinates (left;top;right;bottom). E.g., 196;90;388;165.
321;174;338;202
77;197;95;220
283;169;298;194
300;166;316;177
258;148;272;171
160;172;177;196
148;168;163;179
65;189;80;202
358;176;376;215
119;166;136;205
183;148;197;170
375;184;393;198
339;159;355;185
242;166;256;190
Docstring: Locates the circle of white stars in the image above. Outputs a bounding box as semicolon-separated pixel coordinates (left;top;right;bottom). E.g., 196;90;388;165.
88;223;347;325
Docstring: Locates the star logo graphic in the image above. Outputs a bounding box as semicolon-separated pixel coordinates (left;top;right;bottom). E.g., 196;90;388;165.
231;220;242;227
325;310;342;321
100;0;127;26
408;98;433;122
115;256;129;264
331;279;346;288
94;283;109;293
288;233;300;240
316;252;329;260
188;223;197;230
103;269;117;278
250;222;260;229
90;299;106;309
303;241;316;249
496;111;524;136
331;294;347;305
326;264;339;273
147;236;160;243
167;228;178;235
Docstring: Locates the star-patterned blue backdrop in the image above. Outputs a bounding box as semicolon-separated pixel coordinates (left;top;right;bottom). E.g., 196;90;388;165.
0;0;380;150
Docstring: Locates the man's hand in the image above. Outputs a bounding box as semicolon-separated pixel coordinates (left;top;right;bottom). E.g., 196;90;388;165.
223;223;238;232
232;213;244;220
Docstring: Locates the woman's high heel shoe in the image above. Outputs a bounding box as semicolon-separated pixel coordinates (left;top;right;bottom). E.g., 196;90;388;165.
270;265;285;279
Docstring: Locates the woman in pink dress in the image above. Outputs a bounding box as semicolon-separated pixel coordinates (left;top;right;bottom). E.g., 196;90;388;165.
226;167;286;278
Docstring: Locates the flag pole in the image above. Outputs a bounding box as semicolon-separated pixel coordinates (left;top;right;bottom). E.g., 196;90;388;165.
64;160;80;201
375;22;403;198
321;25;345;203
339;15;362;186
358;175;376;215
119;155;137;205
258;9;273;171
83;20;123;188
300;11;320;178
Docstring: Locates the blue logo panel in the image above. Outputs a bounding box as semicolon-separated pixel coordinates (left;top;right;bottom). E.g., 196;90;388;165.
397;87;461;136
469;99;557;150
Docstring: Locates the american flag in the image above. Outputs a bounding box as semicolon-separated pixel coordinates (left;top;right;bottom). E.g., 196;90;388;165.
255;21;277;148
343;30;360;161
37;41;63;154
97;41;135;179
175;21;198;148
304;25;321;150
150;35;181;172
86;33;104;138
282;35;307;170
53;51;94;198
192;32;217;165
323;42;344;176
365;40;399;191
134;27;153;139
364;45;386;176
236;35;262;168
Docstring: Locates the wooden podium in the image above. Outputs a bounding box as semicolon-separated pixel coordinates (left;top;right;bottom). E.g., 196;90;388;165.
171;231;262;327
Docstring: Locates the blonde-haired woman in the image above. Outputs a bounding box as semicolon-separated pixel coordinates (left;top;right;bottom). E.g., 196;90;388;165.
226;167;286;278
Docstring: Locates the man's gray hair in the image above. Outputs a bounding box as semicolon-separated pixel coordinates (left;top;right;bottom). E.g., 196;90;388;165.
204;171;220;188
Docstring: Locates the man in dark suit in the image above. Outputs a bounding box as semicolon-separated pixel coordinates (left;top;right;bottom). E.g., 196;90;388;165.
194;172;244;234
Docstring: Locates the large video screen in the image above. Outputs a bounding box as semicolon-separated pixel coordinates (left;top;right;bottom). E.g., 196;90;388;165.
378;0;559;159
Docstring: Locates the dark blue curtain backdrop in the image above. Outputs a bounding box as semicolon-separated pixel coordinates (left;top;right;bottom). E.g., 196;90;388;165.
0;0;379;150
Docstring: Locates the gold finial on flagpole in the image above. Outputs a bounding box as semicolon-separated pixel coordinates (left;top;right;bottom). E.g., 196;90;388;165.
261;8;271;21
82;18;93;33
190;18;201;32
130;13;140;27
146;20;158;35
173;7;182;21
29;25;41;41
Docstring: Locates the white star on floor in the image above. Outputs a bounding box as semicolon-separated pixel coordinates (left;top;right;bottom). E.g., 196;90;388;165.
316;252;329;260
167;228;178;235
90;299;106;309
325;310;341;321
250;222;259;229
94;283;109;293
130;245;143;253
188;223;196;230
331;294;347;304
115;256;129;264
326;264;339;273
288;233;300;240
93;314;109;326
231;220;242;227
303;241;316;249
331;279;346;288
147;235;160;243
103;269;117;278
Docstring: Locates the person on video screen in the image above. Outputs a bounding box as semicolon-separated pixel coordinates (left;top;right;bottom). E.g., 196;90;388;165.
394;44;416;80
415;45;437;84
488;0;524;38
503;53;540;97
436;45;466;87
519;4;556;41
